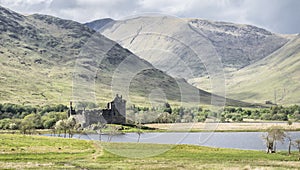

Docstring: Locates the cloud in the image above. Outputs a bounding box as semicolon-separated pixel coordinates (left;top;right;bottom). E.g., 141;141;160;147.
0;0;51;14
241;0;300;34
0;0;299;34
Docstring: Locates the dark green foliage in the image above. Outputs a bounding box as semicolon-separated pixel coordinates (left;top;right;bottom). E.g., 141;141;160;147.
0;103;68;130
40;104;68;114
0;103;68;119
20;113;43;134
129;104;300;123
163;102;172;114
42;112;67;129
221;105;300;122
231;115;243;122
0;119;12;130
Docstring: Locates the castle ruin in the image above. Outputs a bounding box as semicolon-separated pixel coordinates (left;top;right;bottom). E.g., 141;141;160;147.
70;94;126;127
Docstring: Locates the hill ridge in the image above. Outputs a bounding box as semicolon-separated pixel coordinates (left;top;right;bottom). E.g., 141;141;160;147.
0;5;254;107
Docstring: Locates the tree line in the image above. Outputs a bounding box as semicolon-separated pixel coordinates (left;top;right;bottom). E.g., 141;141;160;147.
0;103;68;119
1;103;300;131
127;104;300;124
0;103;69;131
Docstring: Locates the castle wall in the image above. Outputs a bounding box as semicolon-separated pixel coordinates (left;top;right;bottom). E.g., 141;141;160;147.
71;94;126;127
73;110;105;128
102;109;126;124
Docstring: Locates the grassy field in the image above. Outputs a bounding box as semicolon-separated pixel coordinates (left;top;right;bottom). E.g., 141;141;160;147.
0;134;300;169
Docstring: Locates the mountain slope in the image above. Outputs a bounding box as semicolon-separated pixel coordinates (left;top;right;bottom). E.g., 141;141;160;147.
86;16;289;79
86;16;300;105
226;35;300;104
0;6;252;107
85;18;114;31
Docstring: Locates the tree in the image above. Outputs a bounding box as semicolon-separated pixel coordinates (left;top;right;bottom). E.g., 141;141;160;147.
293;139;300;160
43;118;57;129
135;117;143;143
55;120;67;137
93;122;106;141
54;116;78;138
232;114;243;122
66;116;77;138
107;125;121;142
262;126;286;153
293;139;300;153
157;112;173;123
286;134;292;155
9;123;18;130
42;111;67;133
20;113;41;134
163;102;172;114
0;118;11;130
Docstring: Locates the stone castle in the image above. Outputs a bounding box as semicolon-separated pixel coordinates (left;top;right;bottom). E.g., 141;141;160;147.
70;94;126;127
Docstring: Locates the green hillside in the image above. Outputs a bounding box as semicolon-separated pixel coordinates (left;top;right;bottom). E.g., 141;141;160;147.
227;35;300;105
0;6;252;108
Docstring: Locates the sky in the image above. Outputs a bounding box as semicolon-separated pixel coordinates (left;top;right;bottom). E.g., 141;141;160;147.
0;0;299;34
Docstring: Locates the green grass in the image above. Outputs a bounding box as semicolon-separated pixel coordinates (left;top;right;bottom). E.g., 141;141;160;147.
226;36;300;105
0;134;299;169
0;134;95;169
190;36;300;106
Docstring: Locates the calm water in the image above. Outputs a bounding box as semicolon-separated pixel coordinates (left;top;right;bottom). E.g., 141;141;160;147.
46;131;300;151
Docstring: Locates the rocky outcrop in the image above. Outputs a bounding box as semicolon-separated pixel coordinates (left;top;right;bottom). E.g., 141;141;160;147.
189;19;288;69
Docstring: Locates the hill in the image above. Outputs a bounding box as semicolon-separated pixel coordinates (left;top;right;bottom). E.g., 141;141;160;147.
0;6;252;107
87;16;299;105
85;18;114;31
226;35;300;104
87;16;289;78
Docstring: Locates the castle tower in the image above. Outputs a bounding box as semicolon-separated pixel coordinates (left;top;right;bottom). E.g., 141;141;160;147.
69;101;76;117
102;94;126;124
112;94;126;117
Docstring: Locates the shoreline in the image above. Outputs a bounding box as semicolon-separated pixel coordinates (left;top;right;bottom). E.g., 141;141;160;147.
144;121;300;132
1;122;299;135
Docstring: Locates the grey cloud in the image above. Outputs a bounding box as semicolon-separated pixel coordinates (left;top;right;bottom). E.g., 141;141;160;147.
46;0;141;22
49;0;78;9
0;0;298;34
242;0;300;34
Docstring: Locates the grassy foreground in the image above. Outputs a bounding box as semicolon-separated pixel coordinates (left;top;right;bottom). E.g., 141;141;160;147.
0;134;300;169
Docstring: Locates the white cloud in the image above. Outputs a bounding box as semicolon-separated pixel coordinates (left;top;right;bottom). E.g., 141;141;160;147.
0;0;299;34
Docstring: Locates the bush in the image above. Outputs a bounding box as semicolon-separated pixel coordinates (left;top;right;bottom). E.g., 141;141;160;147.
9;123;18;130
232;115;243;122
0;118;11;130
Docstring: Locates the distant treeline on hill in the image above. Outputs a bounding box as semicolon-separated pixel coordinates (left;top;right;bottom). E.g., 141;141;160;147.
0;103;68;119
221;105;300;122
127;104;300;123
